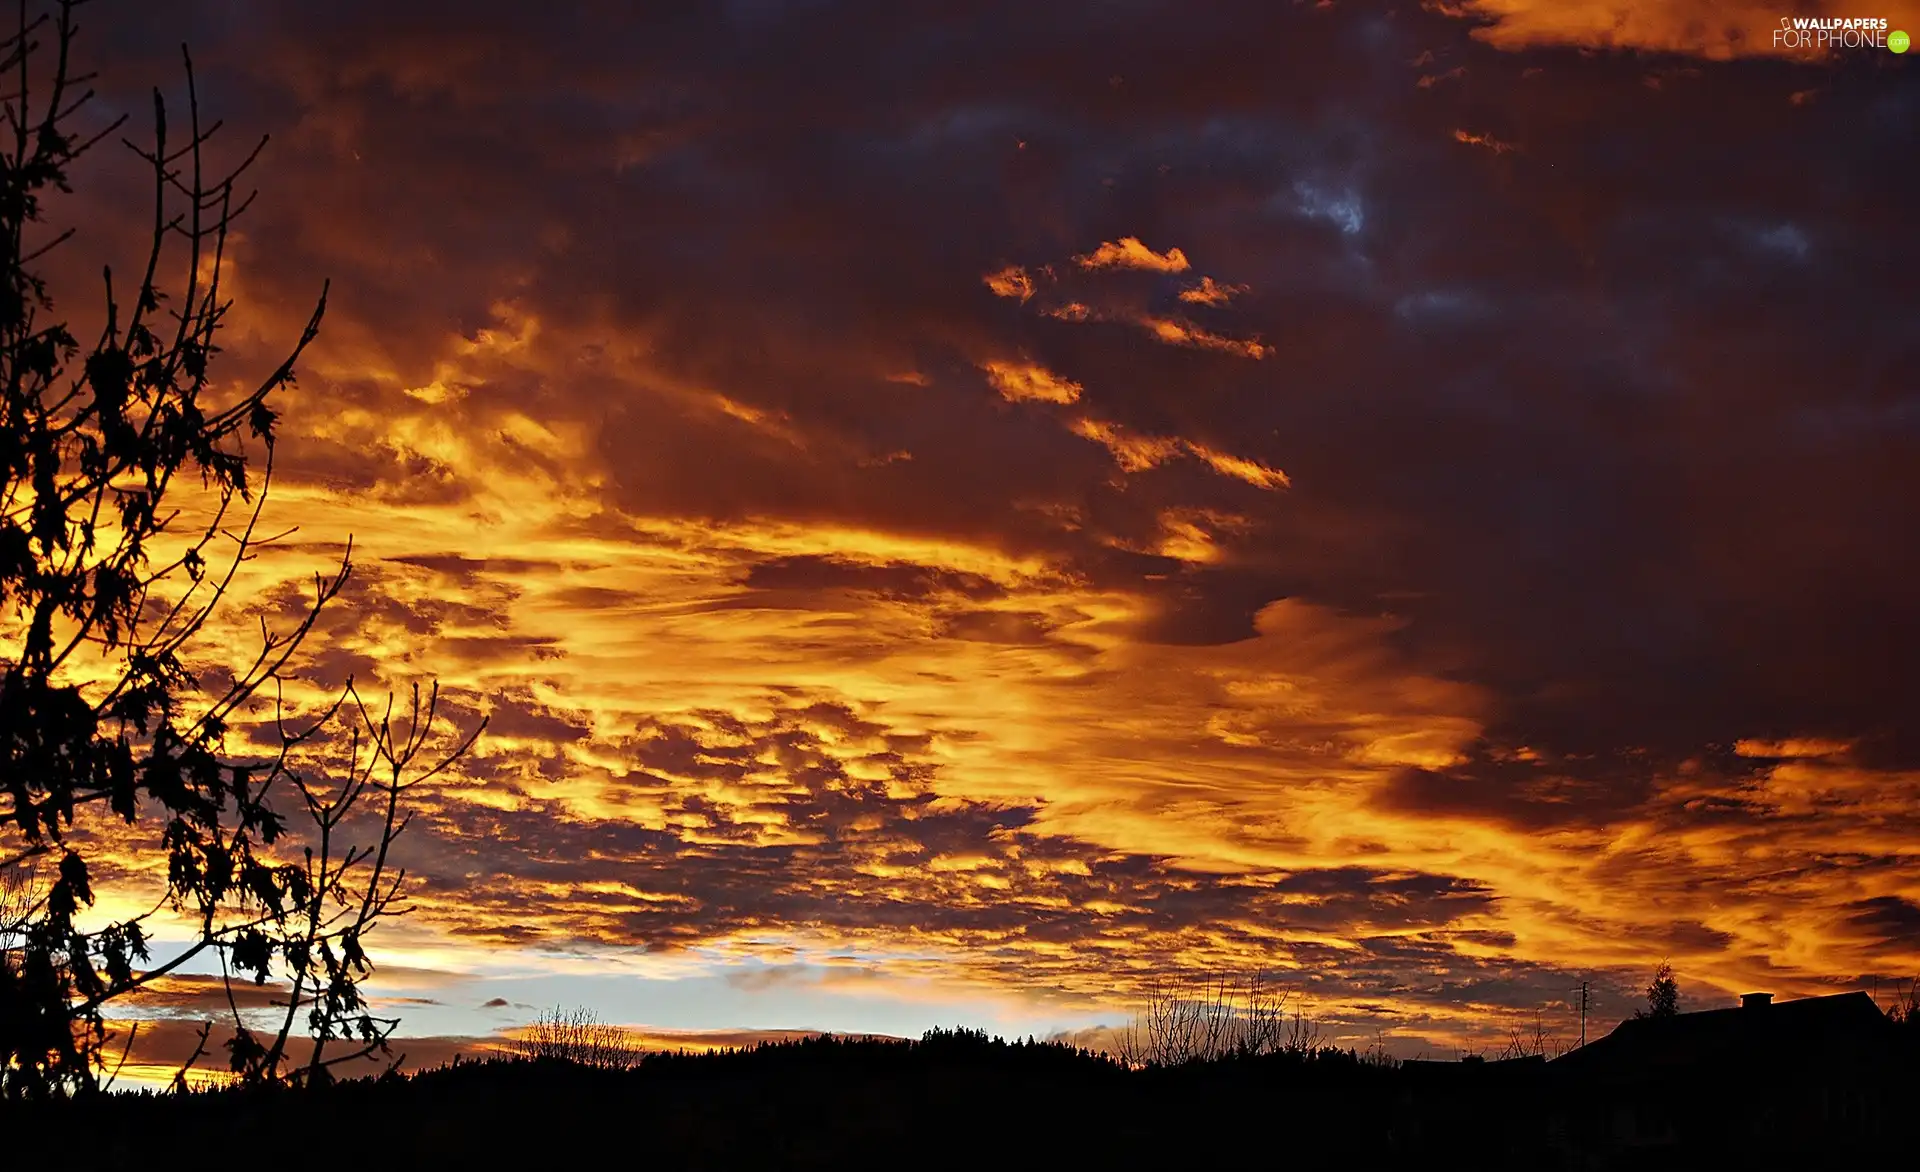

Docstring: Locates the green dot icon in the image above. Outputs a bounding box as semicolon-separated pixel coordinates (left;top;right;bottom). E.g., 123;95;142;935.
1893;29;1912;53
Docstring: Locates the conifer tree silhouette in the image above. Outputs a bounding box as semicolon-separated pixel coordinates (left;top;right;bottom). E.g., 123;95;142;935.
1635;960;1679;1019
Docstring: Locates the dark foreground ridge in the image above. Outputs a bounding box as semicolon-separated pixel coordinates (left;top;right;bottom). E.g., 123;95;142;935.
4;1006;1916;1170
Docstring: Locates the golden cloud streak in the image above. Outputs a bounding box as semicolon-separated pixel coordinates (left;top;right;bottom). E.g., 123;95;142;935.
981;359;1084;404
1068;416;1184;472
1184;442;1292;490
1067;419;1289;489
1141;316;1270;359
1177;276;1248;306
1453;128;1518;155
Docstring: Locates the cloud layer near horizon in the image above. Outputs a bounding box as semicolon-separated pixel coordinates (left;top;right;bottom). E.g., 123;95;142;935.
19;0;1920;1057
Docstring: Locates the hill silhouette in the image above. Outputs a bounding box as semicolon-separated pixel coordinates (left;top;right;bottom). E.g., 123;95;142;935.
2;1015;1913;1169
2;1030;1394;1168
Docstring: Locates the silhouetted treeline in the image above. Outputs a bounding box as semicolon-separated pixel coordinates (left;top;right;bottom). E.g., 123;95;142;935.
0;1030;1400;1169
1;1024;1913;1169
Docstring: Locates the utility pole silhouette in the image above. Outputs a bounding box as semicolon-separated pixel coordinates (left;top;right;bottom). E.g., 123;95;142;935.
1573;980;1592;1048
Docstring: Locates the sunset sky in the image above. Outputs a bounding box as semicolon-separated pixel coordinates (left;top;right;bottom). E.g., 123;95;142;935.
36;0;1920;1076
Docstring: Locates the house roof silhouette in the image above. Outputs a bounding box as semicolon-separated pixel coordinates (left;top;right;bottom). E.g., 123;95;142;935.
1550;991;1899;1078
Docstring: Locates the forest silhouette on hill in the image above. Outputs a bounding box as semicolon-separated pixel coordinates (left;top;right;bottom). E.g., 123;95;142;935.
4;1001;1918;1168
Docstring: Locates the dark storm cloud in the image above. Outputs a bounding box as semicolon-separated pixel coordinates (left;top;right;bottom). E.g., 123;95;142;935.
1373;751;1665;830
1847;897;1920;949
741;556;1009;602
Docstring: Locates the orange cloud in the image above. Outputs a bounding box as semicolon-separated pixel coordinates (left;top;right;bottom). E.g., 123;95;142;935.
1177;276;1248;306
1069;416;1185;472
981;360;1083;404
1183;443;1292;490
1073;236;1191;272
993;247;1266;359
1067;419;1290;489
1454;128;1517;154
1141;316;1270;358
983;265;1036;301
1732;738;1852;760
1439;0;1920;59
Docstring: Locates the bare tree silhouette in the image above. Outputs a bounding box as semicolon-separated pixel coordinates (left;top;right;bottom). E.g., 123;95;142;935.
0;1;482;1097
512;1005;640;1070
1884;978;1920;1033
1362;1028;1397;1068
1498;1009;1565;1060
1112;971;1319;1067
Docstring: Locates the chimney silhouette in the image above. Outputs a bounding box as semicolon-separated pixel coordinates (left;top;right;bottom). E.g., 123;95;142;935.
1741;992;1773;1009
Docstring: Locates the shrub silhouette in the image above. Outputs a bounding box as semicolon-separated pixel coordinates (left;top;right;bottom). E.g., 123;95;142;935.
0;1;481;1096
1111;970;1323;1067
511;1005;640;1069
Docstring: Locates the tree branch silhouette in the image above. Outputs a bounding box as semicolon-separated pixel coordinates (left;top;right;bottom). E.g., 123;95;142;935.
0;0;483;1097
